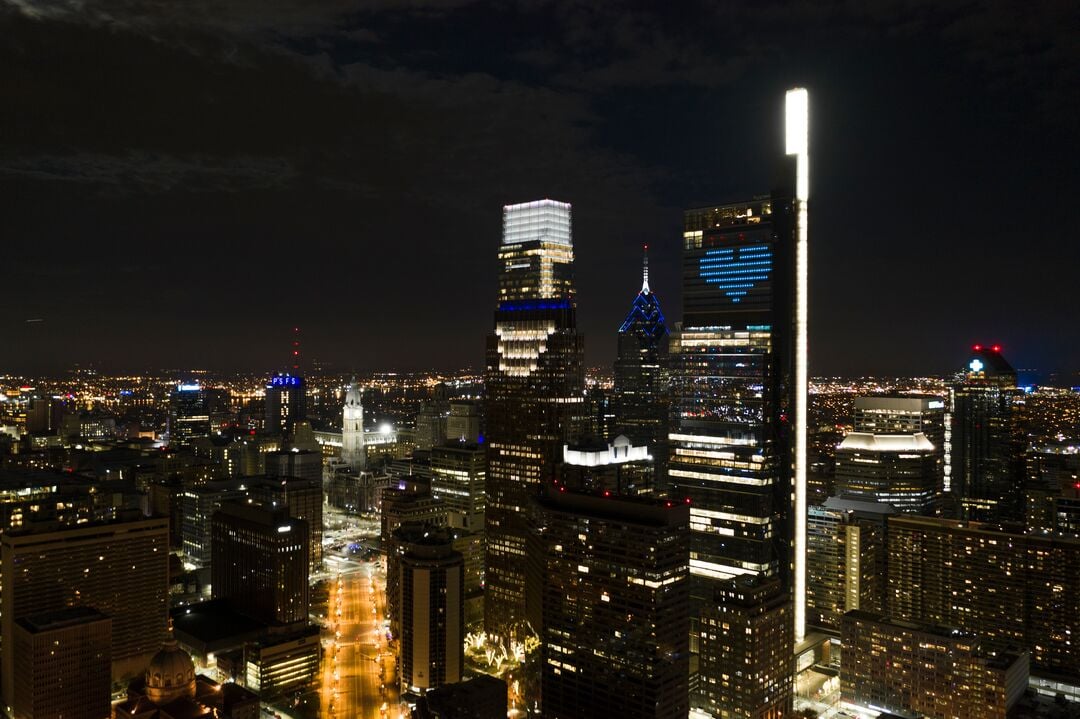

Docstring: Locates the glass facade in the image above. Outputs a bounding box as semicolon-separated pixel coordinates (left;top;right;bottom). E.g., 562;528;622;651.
669;188;799;715
485;199;586;637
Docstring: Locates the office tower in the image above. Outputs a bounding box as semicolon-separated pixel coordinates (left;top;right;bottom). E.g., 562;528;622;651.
538;487;689;719
887;515;1080;681
447;400;482;444
833;433;938;513
211;501;310;626
484;199;586;637
398;528;465;695
613;246;669;488
242;630;322;700
382;486;447;539
180;478;248;567
1;515;170;697
11;607;111;719
1025;443;1080;537
342;378;367;470
25;396;63;435
168;383;211;446
250;474;323;571
669;89;809;712
560;435;655;496
416;383;451;451
698;576;792;718
265;373;307;437
431;442;486;531
948;345;1025;521
841;611;1028;719
834;395;945;513
806;496;894;632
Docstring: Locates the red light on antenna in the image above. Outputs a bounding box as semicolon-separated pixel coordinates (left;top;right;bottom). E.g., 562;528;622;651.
992;345;1001;352
973;344;982;351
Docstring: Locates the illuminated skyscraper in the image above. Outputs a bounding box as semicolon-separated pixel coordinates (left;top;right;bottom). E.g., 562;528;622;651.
265;373;306;436
669;89;808;713
169;383;210;446
613;246;670;489
948;345;1025;522
484;199;586;638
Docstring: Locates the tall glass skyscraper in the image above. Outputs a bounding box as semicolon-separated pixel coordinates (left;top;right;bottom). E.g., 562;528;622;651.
669;89;809;716
484;199;586;638
948;345;1025;522
613;246;670;489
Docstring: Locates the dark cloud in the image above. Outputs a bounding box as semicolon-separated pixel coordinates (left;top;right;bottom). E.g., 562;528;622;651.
2;0;1078;375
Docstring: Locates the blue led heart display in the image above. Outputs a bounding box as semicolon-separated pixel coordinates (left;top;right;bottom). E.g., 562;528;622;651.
698;244;772;302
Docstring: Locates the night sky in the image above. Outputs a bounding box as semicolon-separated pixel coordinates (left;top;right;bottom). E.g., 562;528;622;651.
4;1;1078;376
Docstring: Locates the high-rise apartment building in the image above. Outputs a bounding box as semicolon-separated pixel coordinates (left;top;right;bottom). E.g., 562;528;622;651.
538;487;689;719
1025;443;1080;537
887;514;1080;681
948;345;1025;521
11;607;112;719
613;247;669;489
484;199;586;637
397;528;465;695
1;515;170;698
698;576;792;719
211;501;310;627
841;610;1028;719
806;496;894;632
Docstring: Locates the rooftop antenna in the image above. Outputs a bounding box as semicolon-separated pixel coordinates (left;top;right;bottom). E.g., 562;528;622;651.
291;327;301;373
641;244;651;294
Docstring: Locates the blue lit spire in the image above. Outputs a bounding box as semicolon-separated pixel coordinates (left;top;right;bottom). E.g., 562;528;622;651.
618;245;668;343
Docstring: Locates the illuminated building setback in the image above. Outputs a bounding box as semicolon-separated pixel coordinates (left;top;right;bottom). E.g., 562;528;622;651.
484;199;586;638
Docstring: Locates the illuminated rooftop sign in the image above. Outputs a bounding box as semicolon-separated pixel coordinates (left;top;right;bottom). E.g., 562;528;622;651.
269;375;300;387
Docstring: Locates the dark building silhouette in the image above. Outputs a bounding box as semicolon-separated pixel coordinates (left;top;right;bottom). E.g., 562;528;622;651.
612;246;669;490
538;486;689;719
1;515;170;696
948;345;1025;522
11;607;112;719
484;199;586;638
211;501;309;627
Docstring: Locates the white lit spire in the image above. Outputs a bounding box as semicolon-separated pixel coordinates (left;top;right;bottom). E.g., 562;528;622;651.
786;86;809;645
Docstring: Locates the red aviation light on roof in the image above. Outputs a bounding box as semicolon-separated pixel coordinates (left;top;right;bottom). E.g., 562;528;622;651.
992;344;1001;353
973;344;983;351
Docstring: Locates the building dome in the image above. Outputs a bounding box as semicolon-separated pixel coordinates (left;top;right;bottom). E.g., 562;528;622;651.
144;636;197;705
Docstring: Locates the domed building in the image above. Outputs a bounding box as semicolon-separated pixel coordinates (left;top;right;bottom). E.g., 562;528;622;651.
115;628;259;719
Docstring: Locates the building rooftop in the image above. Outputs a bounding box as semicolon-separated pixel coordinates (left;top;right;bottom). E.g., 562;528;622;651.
838;431;935;452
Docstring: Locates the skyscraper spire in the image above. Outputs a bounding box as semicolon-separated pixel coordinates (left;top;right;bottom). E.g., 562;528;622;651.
291;327;301;372
642;244;650;294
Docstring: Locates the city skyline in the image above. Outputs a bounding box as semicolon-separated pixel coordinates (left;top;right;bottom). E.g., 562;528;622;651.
4;3;1079;376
